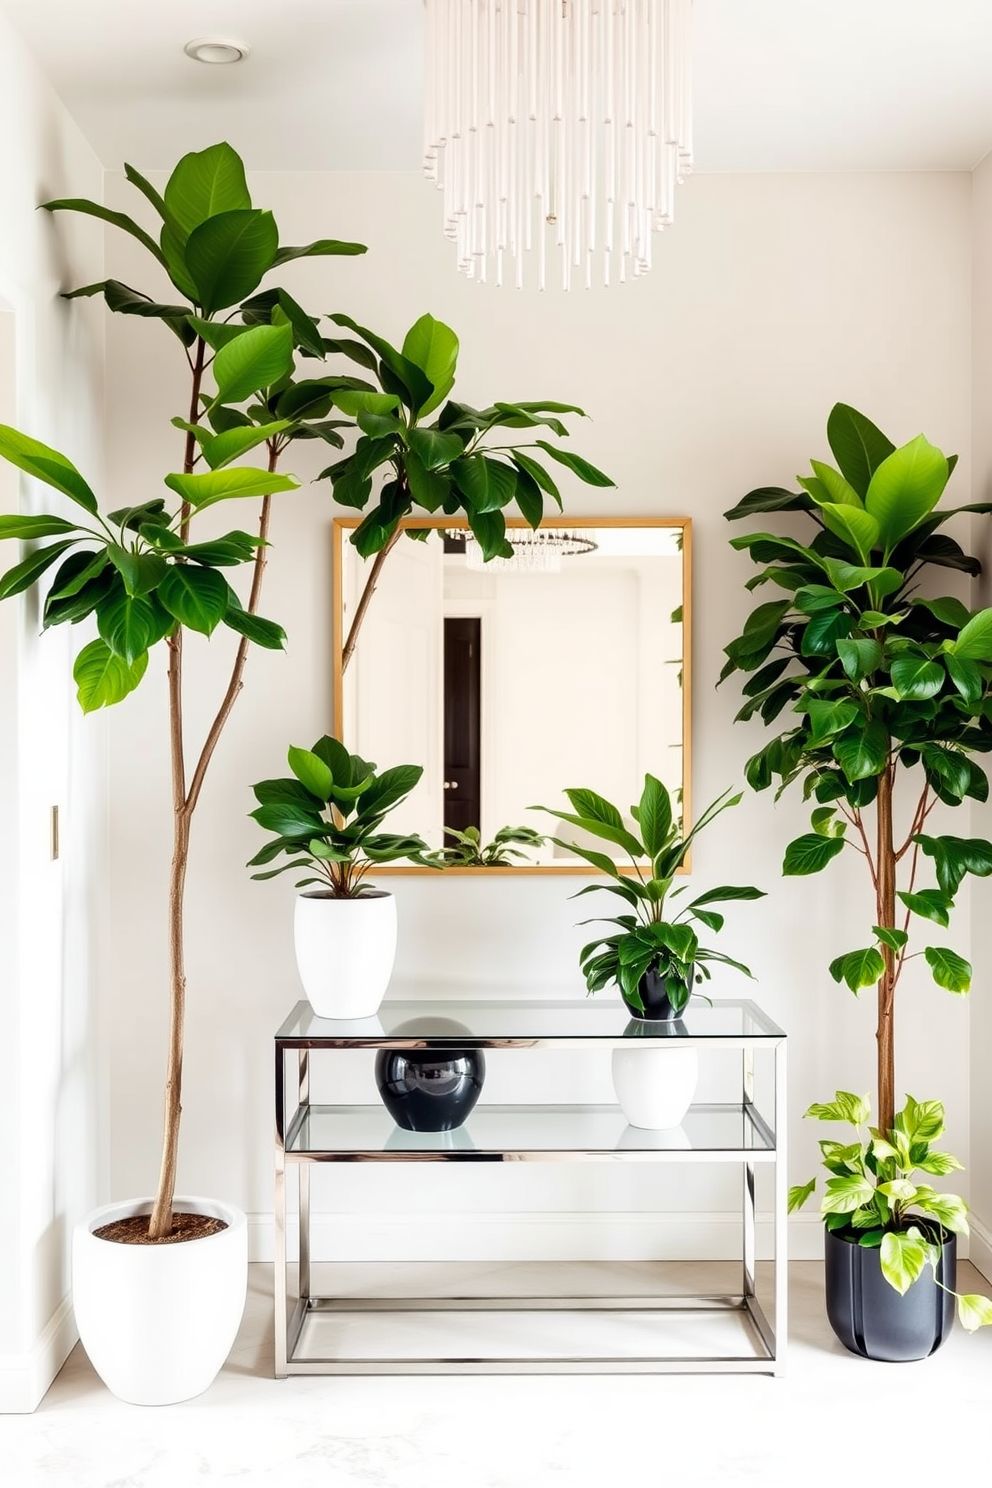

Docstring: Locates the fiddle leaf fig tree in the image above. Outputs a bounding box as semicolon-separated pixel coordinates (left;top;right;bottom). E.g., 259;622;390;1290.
314;311;615;672
0;143;366;1240
722;402;992;1137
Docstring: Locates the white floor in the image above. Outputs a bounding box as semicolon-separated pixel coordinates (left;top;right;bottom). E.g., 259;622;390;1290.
3;1260;992;1488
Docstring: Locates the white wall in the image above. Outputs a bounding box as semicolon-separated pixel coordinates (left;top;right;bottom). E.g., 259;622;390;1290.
969;149;992;1280
0;9;105;1413
99;166;976;1266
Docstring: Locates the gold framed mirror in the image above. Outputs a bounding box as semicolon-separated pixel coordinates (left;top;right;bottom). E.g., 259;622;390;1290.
333;516;691;874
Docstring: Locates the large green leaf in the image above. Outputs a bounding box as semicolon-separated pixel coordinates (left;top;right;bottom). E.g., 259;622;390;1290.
272;239;367;267
73;637;148;713
836;637;882;683
407;427;465;471
107;545;168;597
533;440;614;488
211;322;295;404
637;774;673;860
402;314;459;415
184;210;279;314
897;888;951;928
328;313;433;413
808;460;863;508
163;142;252;238
42;197;165;266
826;404;896;498
914;834;992;896
288;746;333;800
512;450;561;506
924;945;972;993
724;486;812;520
158;565;229;635
782;834;846;875
829;946;885;993
223;599;286;650
200;421;292;471
865;435;949;551
890;655;945;701
950;607;992;662
834;721;889;781
0;514;80;540
97;588;171;664
0;539;77;599
62;279;194;344
816;503;880;563
164;467;298;511
880;1231;930;1295
0;426;98;513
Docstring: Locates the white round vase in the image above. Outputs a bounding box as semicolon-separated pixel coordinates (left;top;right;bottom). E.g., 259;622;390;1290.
72;1196;247;1406
293;889;397;1019
611;1046;699;1130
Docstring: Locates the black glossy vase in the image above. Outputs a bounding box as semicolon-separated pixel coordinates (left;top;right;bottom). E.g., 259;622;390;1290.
825;1226;956;1361
622;966;691;1022
375;1019;485;1133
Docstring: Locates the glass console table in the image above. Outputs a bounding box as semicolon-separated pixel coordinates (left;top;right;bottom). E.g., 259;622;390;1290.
274;997;787;1376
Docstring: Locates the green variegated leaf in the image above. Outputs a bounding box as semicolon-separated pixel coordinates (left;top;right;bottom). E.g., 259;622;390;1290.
880;1230;930;1295
957;1294;992;1331
788;1179;816;1212
822;1174;876;1213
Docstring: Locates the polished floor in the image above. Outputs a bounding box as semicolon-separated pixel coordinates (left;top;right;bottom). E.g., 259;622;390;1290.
3;1260;992;1487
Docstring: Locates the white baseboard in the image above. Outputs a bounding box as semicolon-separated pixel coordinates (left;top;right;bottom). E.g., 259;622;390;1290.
0;1295;76;1414
249;1210;828;1265
969;1213;992;1283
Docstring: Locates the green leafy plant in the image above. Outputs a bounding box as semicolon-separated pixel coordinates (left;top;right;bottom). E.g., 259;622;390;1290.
317;311;615;673
427;823;546;867
788;1092;992;1331
0;142;366;1238
534;775;764;1014
248;736;434;897
722;403;992;1136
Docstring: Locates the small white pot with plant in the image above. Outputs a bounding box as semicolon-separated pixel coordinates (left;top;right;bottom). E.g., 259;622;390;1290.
248;736;434;1018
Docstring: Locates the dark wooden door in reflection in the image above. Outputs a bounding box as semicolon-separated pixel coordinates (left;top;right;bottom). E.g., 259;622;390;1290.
443;617;481;833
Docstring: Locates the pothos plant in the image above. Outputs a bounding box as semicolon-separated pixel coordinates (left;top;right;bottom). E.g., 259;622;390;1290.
535;775;765;1014
0;143;367;1239
789;1092;992;1329
248;737;434;894
722;401;992;1306
314;311;615;674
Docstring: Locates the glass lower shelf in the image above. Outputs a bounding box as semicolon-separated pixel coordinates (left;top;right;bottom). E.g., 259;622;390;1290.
284;1102;776;1159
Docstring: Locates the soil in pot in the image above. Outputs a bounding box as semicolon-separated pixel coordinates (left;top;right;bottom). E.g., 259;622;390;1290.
94;1213;228;1244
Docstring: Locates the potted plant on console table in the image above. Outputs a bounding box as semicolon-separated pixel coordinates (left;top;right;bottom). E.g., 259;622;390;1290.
535;774;765;1129
722;401;992;1356
248;735;435;1019
0;142;368;1404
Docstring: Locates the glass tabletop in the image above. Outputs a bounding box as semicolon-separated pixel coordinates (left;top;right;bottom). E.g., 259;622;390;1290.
275;998;784;1045
285;1102;776;1157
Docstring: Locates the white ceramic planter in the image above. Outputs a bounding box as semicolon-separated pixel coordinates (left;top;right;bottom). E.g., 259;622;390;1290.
72;1196;247;1406
611;1045;699;1130
294;889;397;1018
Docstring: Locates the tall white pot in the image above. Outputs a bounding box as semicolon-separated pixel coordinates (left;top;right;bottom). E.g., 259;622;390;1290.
72;1196;247;1406
293;889;397;1019
611;1046;699;1130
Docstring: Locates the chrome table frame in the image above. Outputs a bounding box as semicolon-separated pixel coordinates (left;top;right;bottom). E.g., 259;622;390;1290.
274;999;787;1377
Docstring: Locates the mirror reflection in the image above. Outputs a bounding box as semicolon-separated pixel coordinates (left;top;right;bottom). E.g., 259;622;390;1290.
333;518;689;872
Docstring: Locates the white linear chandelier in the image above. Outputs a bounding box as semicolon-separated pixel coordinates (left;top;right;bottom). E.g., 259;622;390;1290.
423;0;693;289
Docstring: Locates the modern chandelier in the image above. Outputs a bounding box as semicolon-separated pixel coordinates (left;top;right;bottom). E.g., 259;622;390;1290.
455;527;598;573
422;0;693;289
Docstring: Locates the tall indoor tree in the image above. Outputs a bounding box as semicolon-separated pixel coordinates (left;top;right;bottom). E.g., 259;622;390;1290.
0;143;366;1239
722;402;992;1135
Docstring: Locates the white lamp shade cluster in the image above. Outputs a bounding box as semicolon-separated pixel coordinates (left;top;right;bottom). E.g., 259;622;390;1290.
423;0;693;289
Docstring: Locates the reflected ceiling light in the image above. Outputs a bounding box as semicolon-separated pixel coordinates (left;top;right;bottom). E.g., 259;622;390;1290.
453;528;598;574
184;37;251;65
423;0;693;290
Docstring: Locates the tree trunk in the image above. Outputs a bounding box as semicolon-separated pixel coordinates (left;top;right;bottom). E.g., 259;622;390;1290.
875;758;897;1135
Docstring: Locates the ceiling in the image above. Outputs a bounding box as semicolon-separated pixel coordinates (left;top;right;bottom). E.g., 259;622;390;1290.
2;0;992;174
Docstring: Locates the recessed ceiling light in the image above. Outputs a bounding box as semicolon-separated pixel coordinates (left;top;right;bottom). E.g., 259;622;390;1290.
184;37;250;65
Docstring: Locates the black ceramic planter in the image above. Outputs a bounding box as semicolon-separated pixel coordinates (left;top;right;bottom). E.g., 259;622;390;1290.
622;966;691;1022
375;1017;485;1132
825;1226;956;1361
